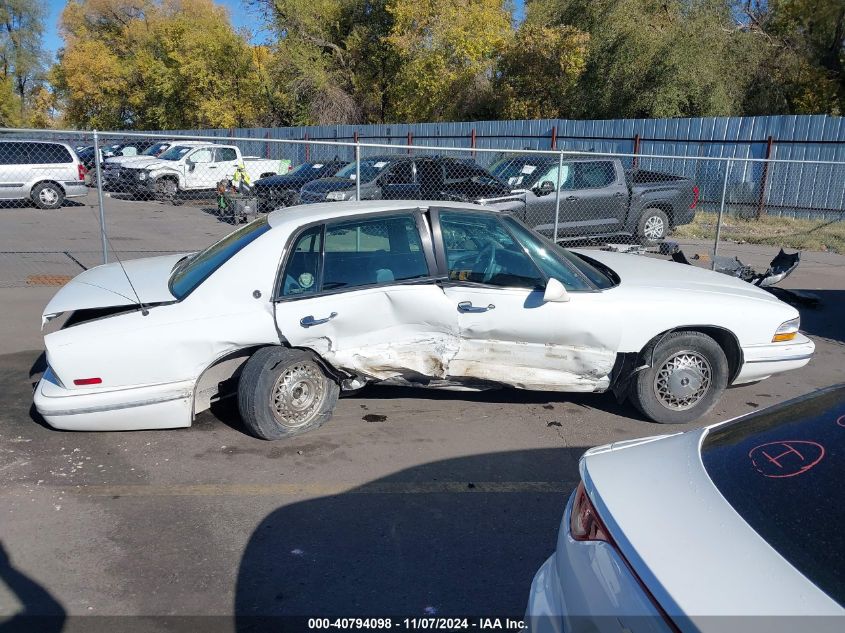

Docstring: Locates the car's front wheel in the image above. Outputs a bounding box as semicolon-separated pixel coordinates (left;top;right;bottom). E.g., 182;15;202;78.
238;347;340;440
629;331;728;424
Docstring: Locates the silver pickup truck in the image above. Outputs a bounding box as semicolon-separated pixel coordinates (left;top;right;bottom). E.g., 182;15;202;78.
489;156;699;244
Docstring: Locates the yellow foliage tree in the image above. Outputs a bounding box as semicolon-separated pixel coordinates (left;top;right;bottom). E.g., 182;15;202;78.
55;0;268;129
386;0;512;121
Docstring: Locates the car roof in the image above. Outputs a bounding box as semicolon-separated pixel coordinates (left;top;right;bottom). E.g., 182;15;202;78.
267;200;498;229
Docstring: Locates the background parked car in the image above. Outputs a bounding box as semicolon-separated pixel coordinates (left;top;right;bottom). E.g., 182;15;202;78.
490;155;699;244
298;155;515;204
526;385;845;631
0;140;87;209
102;141;175;187
253;160;346;212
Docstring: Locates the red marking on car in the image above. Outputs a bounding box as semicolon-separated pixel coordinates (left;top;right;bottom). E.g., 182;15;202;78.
748;441;825;478
837;415;845;428
73;377;102;386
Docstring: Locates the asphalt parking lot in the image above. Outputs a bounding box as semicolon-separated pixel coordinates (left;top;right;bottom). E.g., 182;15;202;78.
1;193;843;630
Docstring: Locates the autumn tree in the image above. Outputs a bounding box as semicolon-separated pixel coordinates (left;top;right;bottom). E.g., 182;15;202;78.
0;0;48;122
54;0;269;129
386;0;512;121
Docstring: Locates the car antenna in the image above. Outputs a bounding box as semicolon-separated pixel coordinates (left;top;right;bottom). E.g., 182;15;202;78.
99;229;150;316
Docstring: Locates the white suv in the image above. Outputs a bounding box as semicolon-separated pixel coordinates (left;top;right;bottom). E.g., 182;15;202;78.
0;140;88;209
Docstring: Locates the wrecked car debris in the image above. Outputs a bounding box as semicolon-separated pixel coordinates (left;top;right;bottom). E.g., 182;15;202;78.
671;248;800;288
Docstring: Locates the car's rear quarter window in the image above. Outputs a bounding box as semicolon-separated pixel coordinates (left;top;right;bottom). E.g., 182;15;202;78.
701;386;845;606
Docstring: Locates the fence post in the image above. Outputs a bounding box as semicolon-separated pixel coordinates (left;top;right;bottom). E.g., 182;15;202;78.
632;133;641;169
355;142;361;201
756;135;774;219
550;126;557;150
712;158;731;270
470;128;476;158
553;151;564;242
92;129;108;264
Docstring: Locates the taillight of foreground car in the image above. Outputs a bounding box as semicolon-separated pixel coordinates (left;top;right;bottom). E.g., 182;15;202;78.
73;377;102;386
570;481;681;633
773;316;800;342
690;185;699;209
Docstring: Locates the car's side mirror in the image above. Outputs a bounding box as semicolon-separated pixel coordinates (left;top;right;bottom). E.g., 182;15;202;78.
187;160;195;172
543;278;570;303
537;180;555;196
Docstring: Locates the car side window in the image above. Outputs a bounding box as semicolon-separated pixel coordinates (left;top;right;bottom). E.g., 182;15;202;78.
281;225;323;297
537;164;574;190
575;162;615;189
190;148;213;164
322;214;429;290
216;147;238;162
439;211;544;289
384;162;415;185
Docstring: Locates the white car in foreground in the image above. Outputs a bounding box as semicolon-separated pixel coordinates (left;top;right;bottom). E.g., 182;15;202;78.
525;385;845;632
34;201;813;439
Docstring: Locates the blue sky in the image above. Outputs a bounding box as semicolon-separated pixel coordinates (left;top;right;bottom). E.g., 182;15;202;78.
44;0;525;56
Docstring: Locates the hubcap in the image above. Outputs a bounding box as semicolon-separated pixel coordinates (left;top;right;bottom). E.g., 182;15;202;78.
643;215;665;240
270;362;326;428
653;351;712;410
39;188;58;205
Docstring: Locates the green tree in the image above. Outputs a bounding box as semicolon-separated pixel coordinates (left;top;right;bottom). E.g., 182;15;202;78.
386;0;512;121
0;0;47;122
55;0;270;129
0;75;20;126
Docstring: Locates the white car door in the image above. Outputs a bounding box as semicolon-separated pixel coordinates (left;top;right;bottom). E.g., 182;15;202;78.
274;211;459;383
184;147;215;188
433;208;620;392
214;146;240;180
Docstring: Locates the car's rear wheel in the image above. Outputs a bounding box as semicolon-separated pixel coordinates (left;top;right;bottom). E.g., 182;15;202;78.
629;331;728;424
637;208;669;245
31;182;65;210
238;347;339;440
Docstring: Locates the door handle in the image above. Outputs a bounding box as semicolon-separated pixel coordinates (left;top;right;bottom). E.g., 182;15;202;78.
565;195;578;202
458;301;495;313
300;312;338;327
613;192;625;198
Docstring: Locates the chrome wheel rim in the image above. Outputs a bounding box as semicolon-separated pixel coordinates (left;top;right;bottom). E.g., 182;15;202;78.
39;187;59;206
653;351;711;410
643;215;665;240
271;362;326;428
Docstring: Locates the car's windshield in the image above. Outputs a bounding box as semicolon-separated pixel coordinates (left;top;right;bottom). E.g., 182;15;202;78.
158;146;195;161
701;386;845;606
334;158;391;183
143;143;169;156
490;157;549;187
503;217;617;290
169;216;272;300
290;162;331;176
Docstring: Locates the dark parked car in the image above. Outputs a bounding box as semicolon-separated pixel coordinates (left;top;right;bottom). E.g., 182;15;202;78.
253;160;346;212
490;155;699;244
299;155;515;204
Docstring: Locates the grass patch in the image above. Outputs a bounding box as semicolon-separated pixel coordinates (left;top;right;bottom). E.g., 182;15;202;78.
674;212;845;254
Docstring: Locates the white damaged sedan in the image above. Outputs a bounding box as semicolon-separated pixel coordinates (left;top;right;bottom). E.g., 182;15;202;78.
34;201;814;439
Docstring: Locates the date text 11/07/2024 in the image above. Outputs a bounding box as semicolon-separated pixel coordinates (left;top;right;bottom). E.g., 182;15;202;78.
307;618;526;630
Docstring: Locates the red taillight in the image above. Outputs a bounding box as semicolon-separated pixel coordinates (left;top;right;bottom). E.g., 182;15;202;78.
570;481;613;543
690;185;699;209
73;377;101;386
569;481;682;632
78;164;87;180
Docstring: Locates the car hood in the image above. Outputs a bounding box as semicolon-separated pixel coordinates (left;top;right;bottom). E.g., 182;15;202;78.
140;159;180;171
42;254;186;321
301;177;358;193
105;155;155;167
573;249;781;304
255;173;313;189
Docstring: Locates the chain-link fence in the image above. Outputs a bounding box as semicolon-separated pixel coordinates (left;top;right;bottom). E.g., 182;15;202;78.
0;127;843;287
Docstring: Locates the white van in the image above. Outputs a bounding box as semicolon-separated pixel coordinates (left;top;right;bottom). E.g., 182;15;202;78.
0;140;88;209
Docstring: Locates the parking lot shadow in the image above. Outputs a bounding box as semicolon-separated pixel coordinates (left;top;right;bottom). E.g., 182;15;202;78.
0;542;65;633
234;447;584;630
785;289;845;344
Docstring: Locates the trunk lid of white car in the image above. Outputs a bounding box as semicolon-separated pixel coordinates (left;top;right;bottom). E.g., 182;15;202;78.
580;429;843;618
43;253;185;320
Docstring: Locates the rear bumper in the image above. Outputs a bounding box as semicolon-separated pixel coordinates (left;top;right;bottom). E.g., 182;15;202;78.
525;492;669;633
33;367;193;431
734;333;815;385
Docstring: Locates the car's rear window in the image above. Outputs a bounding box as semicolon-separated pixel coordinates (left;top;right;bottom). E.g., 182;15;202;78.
701;385;845;606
